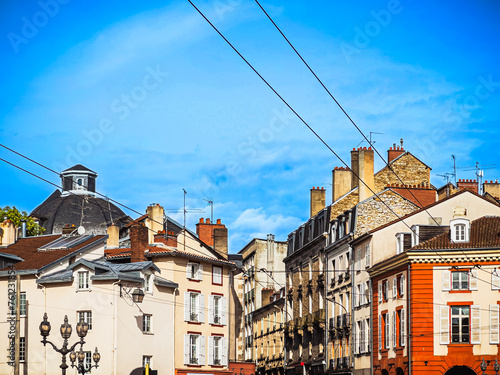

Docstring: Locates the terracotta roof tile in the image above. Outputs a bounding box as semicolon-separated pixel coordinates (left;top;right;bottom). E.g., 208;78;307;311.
0;235;107;271
412;216;500;250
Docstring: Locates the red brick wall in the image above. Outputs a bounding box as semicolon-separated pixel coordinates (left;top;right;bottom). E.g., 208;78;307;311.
196;218;225;247
130;223;148;262
388;184;437;207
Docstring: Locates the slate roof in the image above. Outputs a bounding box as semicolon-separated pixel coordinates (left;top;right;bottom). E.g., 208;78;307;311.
105;245;237;267
0;234;107;272
30;192;132;235
62;164;97;174
37;258;172;286
412;216;500;250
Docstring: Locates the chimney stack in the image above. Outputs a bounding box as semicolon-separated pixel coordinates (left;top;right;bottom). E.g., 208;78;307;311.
310;187;326;217
351;148;360;189
357;147;375;202
130;223;148;263
196;218;228;258
0;219;17;246
106;224;119;249
483;180;500;198
387;141;405;163
146;204;164;244
457;179;478;194
332;167;352;202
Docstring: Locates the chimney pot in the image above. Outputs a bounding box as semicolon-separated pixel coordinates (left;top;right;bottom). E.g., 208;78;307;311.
199;218;204;223
217;218;221;224
206;218;210;224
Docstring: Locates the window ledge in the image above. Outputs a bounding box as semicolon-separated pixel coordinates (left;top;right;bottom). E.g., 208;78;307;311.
449;290;472;293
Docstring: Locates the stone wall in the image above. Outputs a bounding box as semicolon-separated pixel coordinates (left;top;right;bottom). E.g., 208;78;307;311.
374;153;430;192
354;190;419;238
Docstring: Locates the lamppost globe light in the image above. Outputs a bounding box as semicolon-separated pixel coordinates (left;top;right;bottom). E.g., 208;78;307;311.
39;313;51;338
76;319;89;338
481;358;487;373
494;359;500;374
69;351;77;364
78;349;85;363
93;347;101;364
60;315;72;339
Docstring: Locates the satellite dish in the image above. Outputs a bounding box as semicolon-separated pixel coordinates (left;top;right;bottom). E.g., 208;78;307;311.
77;226;86;235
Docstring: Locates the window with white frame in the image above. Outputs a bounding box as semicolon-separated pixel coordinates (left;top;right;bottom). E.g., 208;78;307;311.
77;271;90;290
384;313;389;349
355;247;362;272
359;320;365;353
187;262;202;280
184;334;205;365
144;274;152;293
78;311;92;330
9;292;26;316
398;274;405;297
143;314;152;333
208;336;227;366
213;266;222;285
450;218;470;243
83;351;92;371
442;269;478;291
185;292;205;323
451;306;470;343
209;295;227;325
20;337;25;362
398;309;406;346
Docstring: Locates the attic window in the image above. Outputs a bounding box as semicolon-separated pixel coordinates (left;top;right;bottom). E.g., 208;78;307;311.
450;218;470;243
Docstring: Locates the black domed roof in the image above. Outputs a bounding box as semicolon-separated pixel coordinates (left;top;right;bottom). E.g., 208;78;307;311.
31;190;132;235
30;165;132;235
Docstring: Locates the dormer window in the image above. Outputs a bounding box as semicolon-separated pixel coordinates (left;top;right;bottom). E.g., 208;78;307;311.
450;218;470;243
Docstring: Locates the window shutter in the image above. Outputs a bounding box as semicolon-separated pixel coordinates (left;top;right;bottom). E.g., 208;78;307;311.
365;320;370;353
366;281;371;303
492;271;500;290
184;293;191;321
186;263;191;278
378;315;382;350
400;275;405;296
440;306;450;344
385;281;389;301
198;264;204;281
471;305;481;344
442;270;451;291
490;304;499;344
199;294;205;323
353;322;358;354
199;336;206;365
221;297;227;326
354;286;358;307
365;244;370;268
392;311;396;348
208;295;214;324
378;284;382;304
360;283;365;305
222;337;228;366
393;279;397;299
184;335;191;364
401;309;406;347
469;269;478;291
208;336;214;366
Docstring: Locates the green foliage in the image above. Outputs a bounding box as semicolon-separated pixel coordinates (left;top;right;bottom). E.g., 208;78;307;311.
0;206;45;236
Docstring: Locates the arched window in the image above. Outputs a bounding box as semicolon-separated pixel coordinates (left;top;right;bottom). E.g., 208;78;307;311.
450;218;470;243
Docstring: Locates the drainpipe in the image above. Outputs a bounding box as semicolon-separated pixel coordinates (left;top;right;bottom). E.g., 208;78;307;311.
407;264;411;375
112;281;120;375
21;220;27;238
350;245;354;375
325;251;329;372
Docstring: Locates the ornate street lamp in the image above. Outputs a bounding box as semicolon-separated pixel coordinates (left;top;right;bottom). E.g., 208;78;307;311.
494;359;500;375
132;288;145;303
481;359;488;375
39;313;100;374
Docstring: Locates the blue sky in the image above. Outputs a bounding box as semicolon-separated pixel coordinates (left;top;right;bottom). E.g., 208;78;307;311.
1;0;499;251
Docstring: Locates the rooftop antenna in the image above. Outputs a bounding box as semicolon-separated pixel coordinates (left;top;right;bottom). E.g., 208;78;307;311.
204;198;214;223
356;131;383;147
451;155;457;186
458;162;496;195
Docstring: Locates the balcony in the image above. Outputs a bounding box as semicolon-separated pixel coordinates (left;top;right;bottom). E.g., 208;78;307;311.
329;317;334;331
313;309;325;324
338;274;343;283
342;356;350;369
344;270;350;281
330;278;336;288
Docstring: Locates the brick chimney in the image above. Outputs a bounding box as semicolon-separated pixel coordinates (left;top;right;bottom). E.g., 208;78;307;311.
310;187;326;217
146;203;164;244
457;179;478;194
130;223;148;262
387;142;405;163
106;224;119;249
483;180;500;198
0;219;17;246
196;218;228;258
332;167;352;202
357;147;375;202
154;230;178;247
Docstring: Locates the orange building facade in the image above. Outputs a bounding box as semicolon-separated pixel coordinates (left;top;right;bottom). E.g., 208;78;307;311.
371;215;500;375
